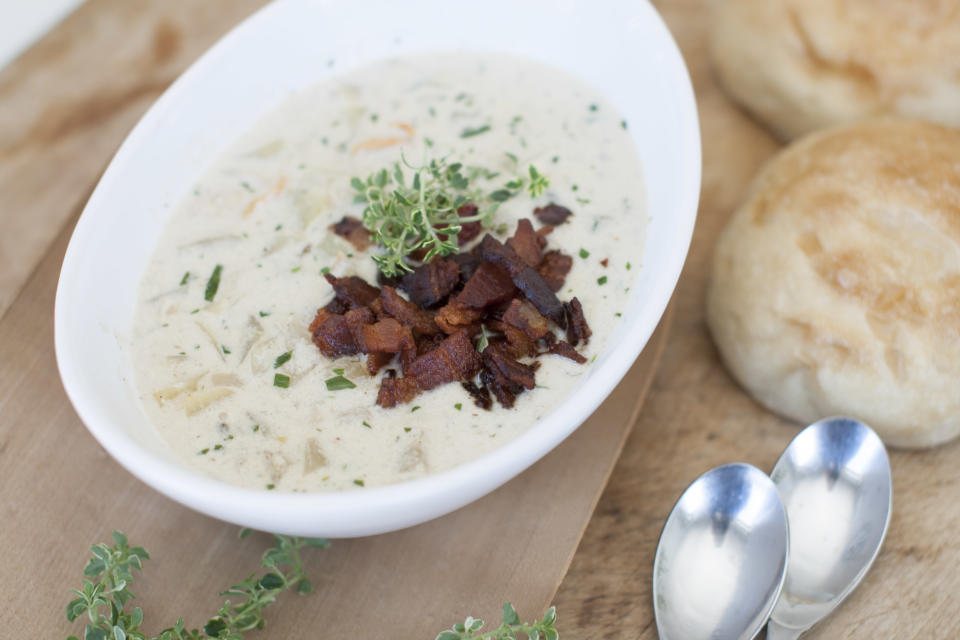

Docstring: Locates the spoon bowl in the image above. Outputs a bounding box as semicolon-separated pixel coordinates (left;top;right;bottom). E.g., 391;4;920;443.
653;463;789;640
767;417;892;639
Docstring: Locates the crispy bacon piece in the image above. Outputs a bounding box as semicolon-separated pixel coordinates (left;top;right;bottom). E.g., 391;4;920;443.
323;297;348;315
564;297;592;346
324;273;380;309
309;309;359;358
400;257;460;308
405;330;482;391
415;332;447;356
380;286;441;337
462;380;492;410
488;320;538;359
506;219;543;267
538;250;573;292
481;343;538;409
376;370;421;408
451;251;483;284
503;299;551;341
480;235;566;326
347;314;416;357
545;339;587;364
330;216;373;251
366;351;394;376
434;300;483;335
455;203;483;246
456;261;517;309
533;203;573;226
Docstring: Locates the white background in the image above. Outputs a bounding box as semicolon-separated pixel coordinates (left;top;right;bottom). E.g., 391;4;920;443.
0;0;86;69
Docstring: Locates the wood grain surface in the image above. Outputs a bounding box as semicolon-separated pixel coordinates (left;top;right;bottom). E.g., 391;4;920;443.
2;1;958;639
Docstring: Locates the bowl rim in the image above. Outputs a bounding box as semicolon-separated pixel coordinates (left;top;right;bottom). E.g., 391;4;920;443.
54;0;701;537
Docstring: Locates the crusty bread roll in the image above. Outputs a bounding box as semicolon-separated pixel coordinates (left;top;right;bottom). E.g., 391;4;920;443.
707;119;960;448
709;0;960;140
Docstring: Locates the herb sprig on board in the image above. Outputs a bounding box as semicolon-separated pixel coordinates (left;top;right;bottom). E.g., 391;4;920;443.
352;156;549;277
65;532;559;640
65;530;327;640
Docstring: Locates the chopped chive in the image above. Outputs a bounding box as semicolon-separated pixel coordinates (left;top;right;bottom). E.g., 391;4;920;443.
621;120;628;130
589;103;598;112
353;479;365;487
579;248;590;259
204;264;223;302
404;427;412;432
325;375;356;391
179;271;190;286
460;124;491;138
320;267;331;275
252;424;260;432
274;351;292;368
454;403;462;411
190;308;199;315
199;448;209;455
597;276;608;285
362;421;372;429
370;113;379;122
221;345;231;354
424;137;434;147
552;156;559;163
332;368;345;375
213;444;223;451
291;266;301;273
626;262;632;270
266;483;275;490
571;184;579;191
275;224;283;231
273;373;290;388
259;310;271;317
410;406;421;413
615;312;622;317
241;181;254;192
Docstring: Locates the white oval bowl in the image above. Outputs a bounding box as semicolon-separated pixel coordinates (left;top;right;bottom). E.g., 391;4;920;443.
55;0;700;537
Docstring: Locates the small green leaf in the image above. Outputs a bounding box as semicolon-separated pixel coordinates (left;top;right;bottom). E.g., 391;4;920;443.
203;264;223;302
435;632;461;640
112;625;127;640
460;124;491;138
325;375;356;391
203;617;227;637
274;373;291;388
454;403;462;411
490;189;512;202
541;606;557;625
259;572;285;590
238;527;253;539
502;603;521;625
179;271;190;286
297;578;313;594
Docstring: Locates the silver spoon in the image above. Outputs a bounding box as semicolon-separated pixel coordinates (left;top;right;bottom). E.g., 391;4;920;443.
766;417;892;640
653;463;789;640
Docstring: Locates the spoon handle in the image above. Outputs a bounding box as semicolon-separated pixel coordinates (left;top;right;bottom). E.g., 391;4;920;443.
766;621;805;640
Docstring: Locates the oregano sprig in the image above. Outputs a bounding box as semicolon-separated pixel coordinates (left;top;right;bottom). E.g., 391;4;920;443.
435;603;559;640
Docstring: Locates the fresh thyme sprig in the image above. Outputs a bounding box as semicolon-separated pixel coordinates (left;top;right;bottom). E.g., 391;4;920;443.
435;603;559;640
351;155;549;277
65;530;328;640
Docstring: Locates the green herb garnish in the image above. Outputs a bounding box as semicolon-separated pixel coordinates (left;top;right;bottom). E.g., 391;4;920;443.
204;265;223;302
179;272;190;286
362;421;372;429
64;531;328;640
353;479;365;487
273;373;290;388
222;345;231;355
579;248;590;259
325;375;356;391
454;403;462;411
460;124;491;138
351;155;548;277
411;406;421;413
274;351;292;369
259;310;271;317
597;276;608;286
435;603;558;640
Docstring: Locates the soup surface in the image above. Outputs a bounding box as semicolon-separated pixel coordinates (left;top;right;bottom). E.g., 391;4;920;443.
130;53;646;492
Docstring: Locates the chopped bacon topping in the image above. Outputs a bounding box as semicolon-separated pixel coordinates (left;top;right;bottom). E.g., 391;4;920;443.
400;257;461;309
380;286;441;337
404;330;482;391
480;234;566;327
538;250;573;292
533;203;573;226
324;273;380;309
564;297;592;346
506;219;543;267
311;216;593;410
330;216;373;251
480;343;538;409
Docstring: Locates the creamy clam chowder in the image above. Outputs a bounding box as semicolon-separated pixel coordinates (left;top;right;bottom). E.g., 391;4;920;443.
130;54;646;492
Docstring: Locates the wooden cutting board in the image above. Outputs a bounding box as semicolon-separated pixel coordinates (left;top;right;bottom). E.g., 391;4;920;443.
1;1;958;639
